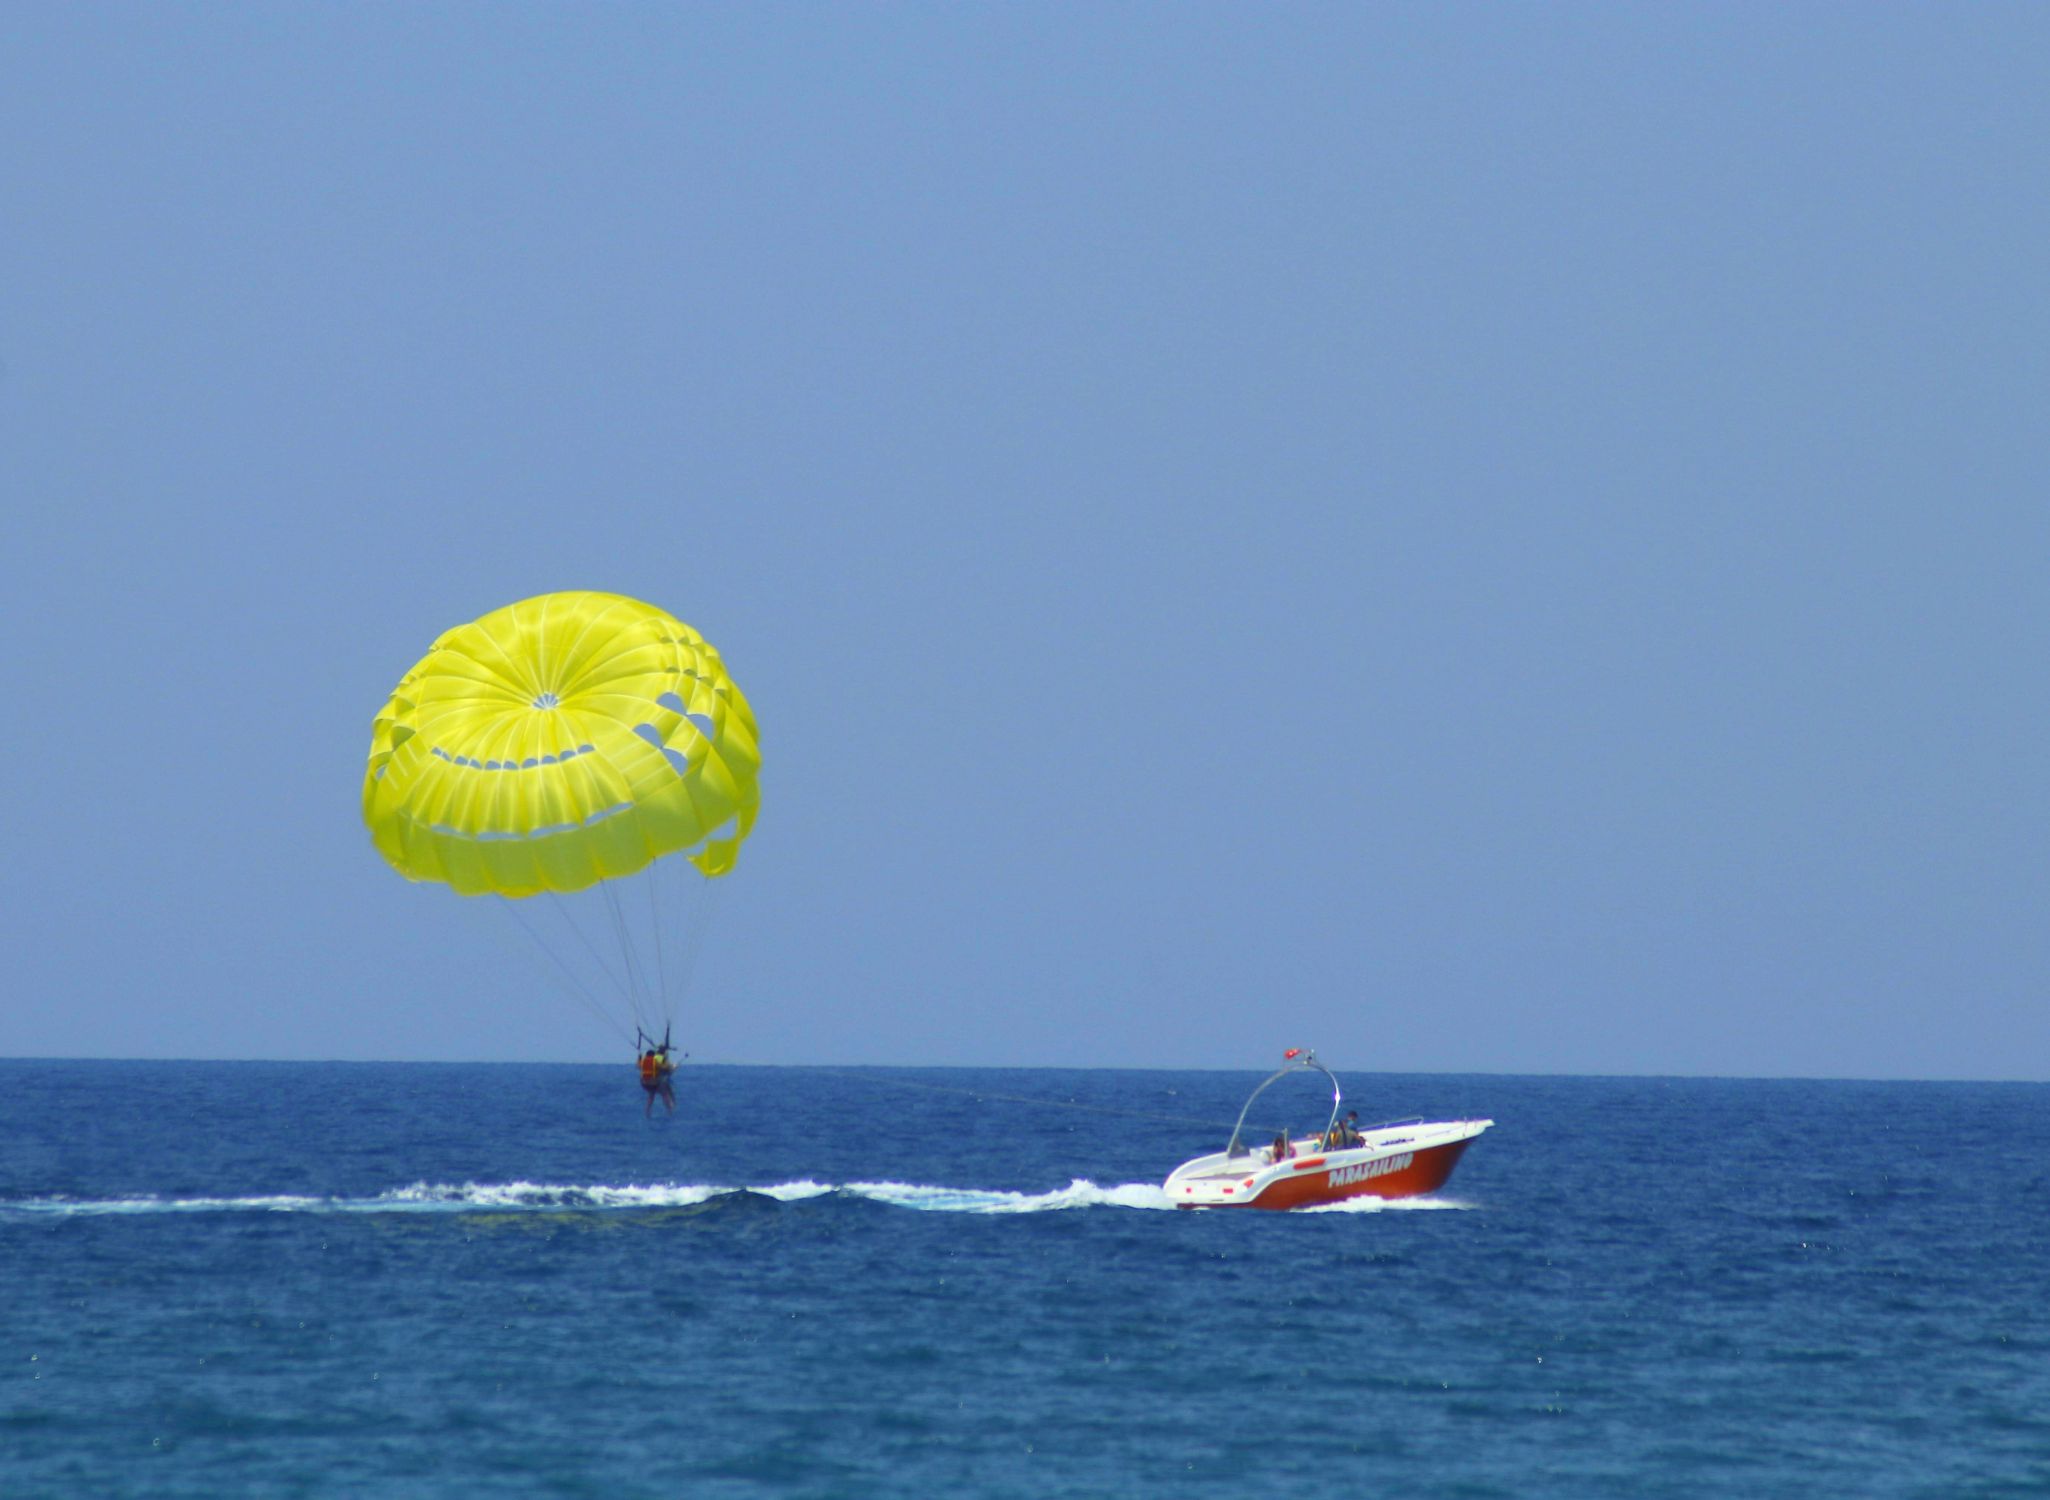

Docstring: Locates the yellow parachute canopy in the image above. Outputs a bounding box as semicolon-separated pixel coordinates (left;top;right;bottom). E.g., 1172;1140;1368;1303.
363;592;760;899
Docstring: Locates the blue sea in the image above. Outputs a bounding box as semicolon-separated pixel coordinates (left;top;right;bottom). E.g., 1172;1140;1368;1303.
3;1063;2047;1498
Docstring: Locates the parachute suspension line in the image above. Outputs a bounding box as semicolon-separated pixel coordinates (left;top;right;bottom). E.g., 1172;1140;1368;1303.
668;870;726;1025
542;890;635;1022
646;860;670;1027
490;897;636;1048
599;877;654;1040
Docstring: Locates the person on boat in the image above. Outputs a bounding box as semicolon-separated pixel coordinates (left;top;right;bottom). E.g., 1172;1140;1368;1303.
1271;1131;1294;1162
637;1029;678;1116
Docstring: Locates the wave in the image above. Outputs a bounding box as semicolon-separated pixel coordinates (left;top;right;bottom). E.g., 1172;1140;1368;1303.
1;1179;1473;1219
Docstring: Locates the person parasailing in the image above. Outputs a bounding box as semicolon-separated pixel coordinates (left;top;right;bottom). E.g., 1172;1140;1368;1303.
637;1026;679;1115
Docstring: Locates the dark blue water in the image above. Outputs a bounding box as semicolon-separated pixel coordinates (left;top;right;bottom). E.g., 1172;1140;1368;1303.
3;1063;2047;1497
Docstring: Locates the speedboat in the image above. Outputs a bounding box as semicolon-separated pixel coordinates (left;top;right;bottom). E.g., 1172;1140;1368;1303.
1165;1049;1490;1209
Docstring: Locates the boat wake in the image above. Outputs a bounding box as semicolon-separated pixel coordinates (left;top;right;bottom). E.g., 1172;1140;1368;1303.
2;1179;1473;1219
1298;1194;1473;1213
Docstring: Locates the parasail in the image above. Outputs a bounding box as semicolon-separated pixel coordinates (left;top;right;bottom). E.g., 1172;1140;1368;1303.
363;591;760;1047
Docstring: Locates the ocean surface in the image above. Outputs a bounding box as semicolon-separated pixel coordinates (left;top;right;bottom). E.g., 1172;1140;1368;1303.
3;1062;2047;1498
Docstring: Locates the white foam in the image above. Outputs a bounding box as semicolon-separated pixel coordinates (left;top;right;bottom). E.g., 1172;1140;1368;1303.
842;1179;1177;1213
1297;1194;1473;1214
5;1193;328;1217
751;1179;837;1202
366;1180;728;1211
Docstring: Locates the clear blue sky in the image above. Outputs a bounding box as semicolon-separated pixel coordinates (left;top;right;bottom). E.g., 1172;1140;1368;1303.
3;5;2044;1077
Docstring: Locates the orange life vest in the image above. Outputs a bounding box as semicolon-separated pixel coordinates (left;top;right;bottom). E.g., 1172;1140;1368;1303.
638;1053;661;1084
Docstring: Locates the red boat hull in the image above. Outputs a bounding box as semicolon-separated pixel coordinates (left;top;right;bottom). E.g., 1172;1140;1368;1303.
1244;1134;1477;1210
